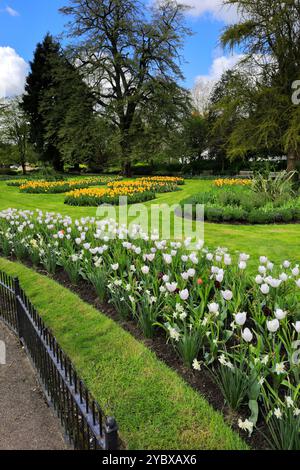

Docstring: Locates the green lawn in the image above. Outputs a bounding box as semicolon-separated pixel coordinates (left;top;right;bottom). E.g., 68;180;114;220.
1;179;299;265
0;257;248;450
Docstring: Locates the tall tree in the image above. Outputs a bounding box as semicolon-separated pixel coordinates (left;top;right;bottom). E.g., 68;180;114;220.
60;0;191;176
39;52;97;169
220;0;300;171
0;98;34;175
22;34;64;171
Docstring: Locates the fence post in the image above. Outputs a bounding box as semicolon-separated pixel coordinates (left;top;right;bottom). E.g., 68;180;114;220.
104;416;119;450
13;277;23;339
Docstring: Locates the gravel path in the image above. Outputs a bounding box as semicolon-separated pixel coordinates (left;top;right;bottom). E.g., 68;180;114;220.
0;321;69;450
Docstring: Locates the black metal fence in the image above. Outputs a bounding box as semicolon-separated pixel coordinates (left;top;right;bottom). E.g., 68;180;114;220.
0;270;119;450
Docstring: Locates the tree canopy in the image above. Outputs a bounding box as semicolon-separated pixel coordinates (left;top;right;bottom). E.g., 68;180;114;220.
60;0;191;175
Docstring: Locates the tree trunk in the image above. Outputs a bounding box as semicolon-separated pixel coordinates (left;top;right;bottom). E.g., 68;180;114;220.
21;162;26;175
287;150;300;172
123;160;132;177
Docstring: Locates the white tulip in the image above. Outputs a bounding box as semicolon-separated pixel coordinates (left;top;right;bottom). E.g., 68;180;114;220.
283;260;290;268
206;253;213;261
179;289;189;301
221;290;233;301
267;319;280;333
141;266;149;275
268;278;282;288
296;279;300;288
208;303;219;315
166;282;178;293
162;275;169;283
260;284;270;295
224;255;232;266
187;268;196;278
260;256;268;264
235;312;247;326
239;261;247;270
242;328;253;343
240;253;249;262
293;322;300;333
292;266;300;277
258;265;267;275
255;275;263;285
111;263;119;271
275;309;287;320
279;272;288;282
181;272;189;281
163;254;172;265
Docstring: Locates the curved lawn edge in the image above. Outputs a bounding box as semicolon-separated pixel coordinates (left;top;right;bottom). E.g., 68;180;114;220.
0;258;248;451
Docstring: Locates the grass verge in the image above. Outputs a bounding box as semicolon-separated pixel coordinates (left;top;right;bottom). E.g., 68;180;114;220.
0;257;248;450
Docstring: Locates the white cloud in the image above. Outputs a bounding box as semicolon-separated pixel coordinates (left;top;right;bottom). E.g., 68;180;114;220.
200;53;244;83
182;0;239;23
192;53;243;112
5;6;20;17
0;47;28;98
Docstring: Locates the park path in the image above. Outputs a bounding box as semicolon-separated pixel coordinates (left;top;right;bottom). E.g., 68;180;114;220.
0;321;69;450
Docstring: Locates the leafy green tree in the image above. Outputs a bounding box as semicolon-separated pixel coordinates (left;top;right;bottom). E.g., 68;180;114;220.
60;0;191;175
0;99;35;175
220;0;300;171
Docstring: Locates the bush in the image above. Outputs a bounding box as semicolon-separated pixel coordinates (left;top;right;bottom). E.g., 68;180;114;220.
181;183;300;225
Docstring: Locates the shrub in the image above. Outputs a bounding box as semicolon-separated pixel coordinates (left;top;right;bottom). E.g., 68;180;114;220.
181;182;300;225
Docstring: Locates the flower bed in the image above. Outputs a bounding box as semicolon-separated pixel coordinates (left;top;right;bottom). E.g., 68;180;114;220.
7;179;34;187
0;208;300;448
181;185;300;224
65;177;184;206
64;187;156;206
19;176;122;194
214;178;252;188
108;176;184;192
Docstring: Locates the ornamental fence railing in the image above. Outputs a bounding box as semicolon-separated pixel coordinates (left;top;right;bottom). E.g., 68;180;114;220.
0;270;119;450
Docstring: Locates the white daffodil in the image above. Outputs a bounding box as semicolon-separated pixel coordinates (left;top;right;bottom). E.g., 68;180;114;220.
274;408;283;419
275;362;285;375
238;418;254;436
192;359;201;371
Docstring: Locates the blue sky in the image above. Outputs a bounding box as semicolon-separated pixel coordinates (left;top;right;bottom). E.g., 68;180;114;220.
0;0;240;97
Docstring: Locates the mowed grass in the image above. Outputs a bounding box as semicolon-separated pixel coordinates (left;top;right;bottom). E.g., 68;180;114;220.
0;257;248;450
1;179;299;265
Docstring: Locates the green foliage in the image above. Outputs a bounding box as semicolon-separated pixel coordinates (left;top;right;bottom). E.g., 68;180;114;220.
181;181;300;224
60;0;192;175
213;0;300;170
0;98;35;174
252;171;296;201
211;362;250;411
